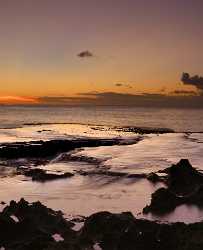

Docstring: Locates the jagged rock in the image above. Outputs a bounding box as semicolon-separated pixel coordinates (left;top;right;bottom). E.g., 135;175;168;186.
143;160;203;215
167;159;203;194
0;199;76;250
1;199;203;249
143;188;182;214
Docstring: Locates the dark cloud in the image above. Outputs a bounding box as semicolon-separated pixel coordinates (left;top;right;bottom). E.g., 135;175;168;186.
77;50;93;58
78;92;203;108
37;92;203;108
115;83;132;88
171;90;197;95
160;87;166;92
181;72;203;91
38;96;94;105
115;83;123;87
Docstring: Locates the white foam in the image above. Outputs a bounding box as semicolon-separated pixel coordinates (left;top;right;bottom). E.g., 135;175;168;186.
52;234;64;242
10;215;19;223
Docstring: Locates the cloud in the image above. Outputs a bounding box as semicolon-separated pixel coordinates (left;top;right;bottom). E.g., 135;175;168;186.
5;92;202;108
171;90;197;95
181;72;203;91
77;50;94;58
0;96;38;104
115;83;132;89
115;83;123;87
160;87;166;93
38;96;94;105
78;91;203;108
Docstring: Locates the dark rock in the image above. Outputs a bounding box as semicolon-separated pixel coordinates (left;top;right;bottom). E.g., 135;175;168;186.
147;172;160;183
127;173;147;179
115;126;174;134
145;159;203;215
1;199;203;249
167;159;203;194
18;168;74;182
0;138;135;160
0;199;76;250
80;211;203;250
77;170;146;179
143;188;182;214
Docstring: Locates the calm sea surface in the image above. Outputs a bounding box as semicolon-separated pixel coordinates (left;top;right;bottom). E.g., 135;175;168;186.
0;106;203;131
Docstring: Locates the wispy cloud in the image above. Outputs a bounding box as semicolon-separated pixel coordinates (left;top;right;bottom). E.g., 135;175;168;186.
171;90;197;95
115;83;132;89
0;96;38;104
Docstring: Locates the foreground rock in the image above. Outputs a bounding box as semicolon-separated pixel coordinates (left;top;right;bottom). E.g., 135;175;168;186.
0;199;76;250
144;159;203;214
1;199;203;250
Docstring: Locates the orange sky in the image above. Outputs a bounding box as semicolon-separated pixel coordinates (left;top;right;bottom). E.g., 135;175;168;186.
0;1;202;104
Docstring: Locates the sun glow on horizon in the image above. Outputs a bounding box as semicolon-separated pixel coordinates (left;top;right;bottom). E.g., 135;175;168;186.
0;96;39;104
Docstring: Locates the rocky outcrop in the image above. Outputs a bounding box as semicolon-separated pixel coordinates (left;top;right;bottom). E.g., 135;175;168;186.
144;159;203;214
1;199;203;250
0;199;76;250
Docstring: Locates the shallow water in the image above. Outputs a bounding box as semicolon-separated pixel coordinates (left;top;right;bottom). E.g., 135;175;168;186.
0;106;203;223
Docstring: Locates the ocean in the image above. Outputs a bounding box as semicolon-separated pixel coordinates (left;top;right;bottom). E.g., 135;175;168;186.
0;105;203;223
0;105;203;131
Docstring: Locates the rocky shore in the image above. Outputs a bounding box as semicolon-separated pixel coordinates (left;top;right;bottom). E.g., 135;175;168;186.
1;134;203;249
0;159;203;249
0;198;203;250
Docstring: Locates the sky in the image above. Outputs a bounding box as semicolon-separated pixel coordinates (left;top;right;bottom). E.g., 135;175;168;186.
0;0;203;105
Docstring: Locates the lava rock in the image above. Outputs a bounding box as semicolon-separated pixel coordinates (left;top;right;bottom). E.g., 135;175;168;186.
167;159;203;194
143;188;182;214
19;168;74;182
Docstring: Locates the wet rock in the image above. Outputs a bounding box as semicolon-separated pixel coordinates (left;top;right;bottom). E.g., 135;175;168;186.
147;173;160;183
143;160;203;214
18;168;74;182
0;199;76;250
127;173;147;179
80;211;203;250
115;126;174;134
77;170;146;180
0;138;133;160
166;159;203;194
1;199;203;249
143;188;182;214
80;211;136;249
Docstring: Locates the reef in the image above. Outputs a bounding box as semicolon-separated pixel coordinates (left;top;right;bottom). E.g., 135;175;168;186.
0;137;141;160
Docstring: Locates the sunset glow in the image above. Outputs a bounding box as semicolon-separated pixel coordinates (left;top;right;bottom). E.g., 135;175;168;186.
0;96;38;104
0;0;202;106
